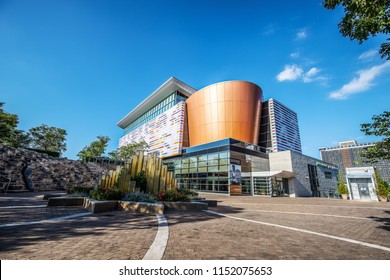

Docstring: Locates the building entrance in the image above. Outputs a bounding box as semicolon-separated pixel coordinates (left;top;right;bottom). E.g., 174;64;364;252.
271;177;289;196
358;180;371;200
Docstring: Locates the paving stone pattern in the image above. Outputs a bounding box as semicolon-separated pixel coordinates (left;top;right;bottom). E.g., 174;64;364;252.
1;192;389;260
0;192;157;260
163;194;390;260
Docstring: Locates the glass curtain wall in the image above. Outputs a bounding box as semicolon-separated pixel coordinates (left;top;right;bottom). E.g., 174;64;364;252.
242;177;271;195
167;151;230;193
164;138;270;195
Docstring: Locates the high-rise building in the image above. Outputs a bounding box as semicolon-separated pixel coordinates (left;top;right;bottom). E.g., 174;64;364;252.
259;98;302;153
319;140;390;183
117;77;338;197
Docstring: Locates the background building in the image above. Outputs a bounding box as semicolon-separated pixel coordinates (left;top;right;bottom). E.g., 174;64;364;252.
345;167;378;201
118;77;338;197
319;140;390;184
259;98;302;153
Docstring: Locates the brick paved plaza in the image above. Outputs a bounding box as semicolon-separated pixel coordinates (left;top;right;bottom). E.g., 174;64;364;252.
1;192;389;260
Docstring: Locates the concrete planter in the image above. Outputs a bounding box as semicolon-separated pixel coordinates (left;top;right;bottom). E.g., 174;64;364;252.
118;201;164;214
83;198;118;213
341;194;349;200
47;197;166;214
162;201;208;212
378;196;388;202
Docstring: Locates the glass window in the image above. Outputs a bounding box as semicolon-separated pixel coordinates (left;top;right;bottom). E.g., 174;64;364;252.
219;158;228;165
208;166;218;172
208;159;219;166
325;171;332;179
208;153;219;160
198;155;208;161
189;157;197;165
219;151;229;158
219;165;228;171
181;168;189;174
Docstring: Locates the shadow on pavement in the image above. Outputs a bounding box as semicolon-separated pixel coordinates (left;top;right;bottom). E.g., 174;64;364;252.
368;210;390;231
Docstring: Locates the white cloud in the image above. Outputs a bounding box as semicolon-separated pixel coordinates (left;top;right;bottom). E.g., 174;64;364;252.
276;65;303;81
329;61;390;100
306;67;319;77
296;29;307;40
290;52;300;59
303;67;320;83
277;65;327;84
358;49;378;60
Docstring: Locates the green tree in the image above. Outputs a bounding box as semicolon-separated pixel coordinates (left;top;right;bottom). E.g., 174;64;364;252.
374;170;390;199
0;102;31;148
13;129;31;148
337;172;349;195
360;111;390;161
0;102;20;147
323;0;390;59
29;124;67;155
77;136;110;161
110;140;149;162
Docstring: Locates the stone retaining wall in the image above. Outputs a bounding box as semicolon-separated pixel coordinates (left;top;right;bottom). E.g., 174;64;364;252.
0;144;109;192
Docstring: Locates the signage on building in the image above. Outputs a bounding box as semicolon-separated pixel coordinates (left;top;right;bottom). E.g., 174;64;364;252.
316;162;338;170
230;158;241;165
230;158;242;186
230;185;242;195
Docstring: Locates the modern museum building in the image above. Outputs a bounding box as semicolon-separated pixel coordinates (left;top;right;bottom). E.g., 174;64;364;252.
117;77;338;197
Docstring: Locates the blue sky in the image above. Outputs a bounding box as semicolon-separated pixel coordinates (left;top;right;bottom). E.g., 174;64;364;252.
1;0;389;159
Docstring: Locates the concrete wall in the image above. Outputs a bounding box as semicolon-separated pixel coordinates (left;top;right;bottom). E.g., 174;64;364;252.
268;150;293;171
0;144;108;192
290;151;338;197
268;150;338;197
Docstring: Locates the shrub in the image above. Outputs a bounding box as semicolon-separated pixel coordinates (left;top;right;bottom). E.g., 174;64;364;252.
122;192;156;203
337;173;349;195
375;180;390;199
67;185;94;197
158;188;191;202
375;171;390;199
68;191;90;198
91;187;123;201
337;181;349;195
178;188;198;197
134;171;147;192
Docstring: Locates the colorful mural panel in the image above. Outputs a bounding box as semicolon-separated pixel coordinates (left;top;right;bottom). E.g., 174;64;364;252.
119;102;186;158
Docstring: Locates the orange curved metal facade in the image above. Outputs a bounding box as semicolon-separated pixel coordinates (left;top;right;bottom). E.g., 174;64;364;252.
186;80;263;147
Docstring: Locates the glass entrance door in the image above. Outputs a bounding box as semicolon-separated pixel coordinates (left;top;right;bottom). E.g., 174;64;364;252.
358;179;371;200
271;177;288;196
